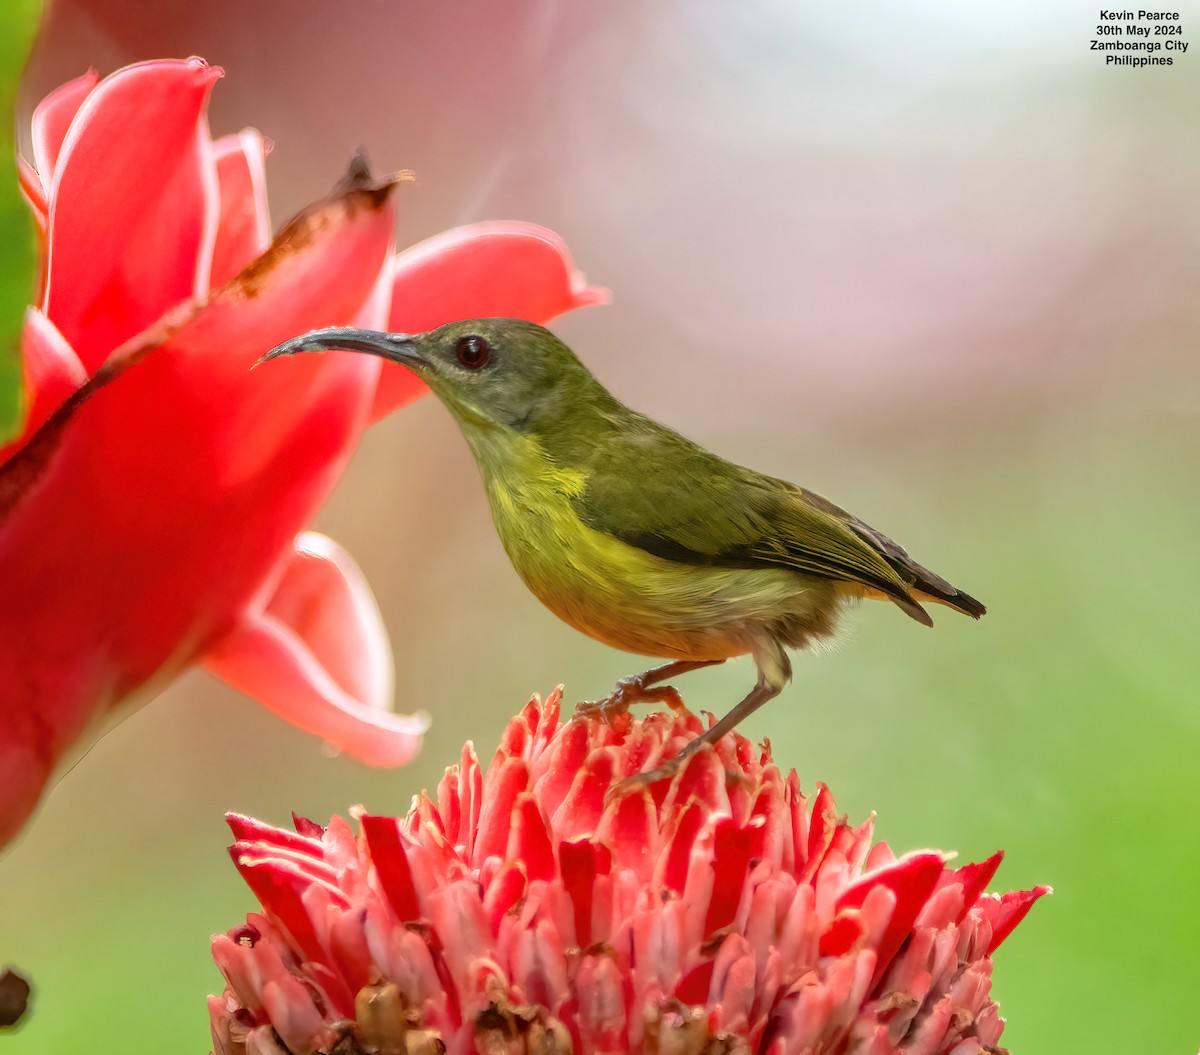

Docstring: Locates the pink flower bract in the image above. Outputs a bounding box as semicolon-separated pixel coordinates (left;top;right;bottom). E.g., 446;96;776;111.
0;57;605;848
211;691;1047;1055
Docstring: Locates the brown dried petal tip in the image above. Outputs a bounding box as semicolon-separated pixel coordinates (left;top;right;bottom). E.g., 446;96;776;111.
0;967;32;1029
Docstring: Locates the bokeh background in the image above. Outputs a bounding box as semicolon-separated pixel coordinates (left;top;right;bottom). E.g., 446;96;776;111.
2;1;1199;1052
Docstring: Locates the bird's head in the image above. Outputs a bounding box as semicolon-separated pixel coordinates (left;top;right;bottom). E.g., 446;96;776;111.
260;318;600;436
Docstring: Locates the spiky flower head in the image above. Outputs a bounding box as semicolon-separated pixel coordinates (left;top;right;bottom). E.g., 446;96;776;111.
210;690;1046;1055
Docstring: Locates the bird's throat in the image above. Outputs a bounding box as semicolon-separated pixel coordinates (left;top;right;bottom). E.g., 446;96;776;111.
466;425;586;504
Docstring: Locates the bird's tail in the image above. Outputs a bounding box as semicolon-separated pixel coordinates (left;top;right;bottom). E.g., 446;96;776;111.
910;579;987;619
849;524;987;621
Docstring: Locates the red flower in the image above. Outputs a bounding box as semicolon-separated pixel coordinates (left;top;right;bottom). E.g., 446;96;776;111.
211;691;1047;1055
0;58;605;847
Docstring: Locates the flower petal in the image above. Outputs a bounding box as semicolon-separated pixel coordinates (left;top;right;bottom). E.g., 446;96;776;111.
210;129;272;288
17;156;47;225
372;223;610;421
360;815;422;921
507;794;556;884
950;850;1005;925
203;533;427;767
227;812;324;859
30;68;99;191
985;885;1051;955
44;58;222;371
837;850;946;983
0;158;405;849
271;532;394;713
187;158;398;491
1;153;397;525
0;309;85;468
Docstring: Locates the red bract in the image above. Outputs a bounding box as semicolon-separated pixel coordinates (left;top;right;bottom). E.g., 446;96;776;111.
0;57;605;848
211;691;1048;1055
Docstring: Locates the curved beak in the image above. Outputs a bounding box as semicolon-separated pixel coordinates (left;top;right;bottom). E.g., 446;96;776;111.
256;327;421;368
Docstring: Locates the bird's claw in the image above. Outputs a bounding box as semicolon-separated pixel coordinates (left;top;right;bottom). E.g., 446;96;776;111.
575;676;689;727
575;673;645;724
604;760;681;806
574;687;632;725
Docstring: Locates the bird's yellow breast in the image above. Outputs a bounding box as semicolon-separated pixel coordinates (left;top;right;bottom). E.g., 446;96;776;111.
470;428;837;662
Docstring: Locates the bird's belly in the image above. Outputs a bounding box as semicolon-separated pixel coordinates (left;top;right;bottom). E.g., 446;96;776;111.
488;483;838;660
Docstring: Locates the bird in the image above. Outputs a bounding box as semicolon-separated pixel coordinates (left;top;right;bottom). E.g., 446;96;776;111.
259;319;985;786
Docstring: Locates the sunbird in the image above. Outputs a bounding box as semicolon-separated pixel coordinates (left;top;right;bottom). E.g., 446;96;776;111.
261;319;984;783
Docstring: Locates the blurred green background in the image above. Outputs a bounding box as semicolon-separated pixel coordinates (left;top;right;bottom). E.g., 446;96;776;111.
2;2;1199;1053
0;0;38;435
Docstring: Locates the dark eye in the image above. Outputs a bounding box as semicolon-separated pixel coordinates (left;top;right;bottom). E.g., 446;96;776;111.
455;335;491;369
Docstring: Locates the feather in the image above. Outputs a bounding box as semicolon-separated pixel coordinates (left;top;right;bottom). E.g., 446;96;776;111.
569;415;972;625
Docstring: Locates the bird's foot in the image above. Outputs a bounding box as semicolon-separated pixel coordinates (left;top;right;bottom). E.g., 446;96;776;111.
605;733;752;806
604;731;708;804
575;675;687;726
606;754;748;805
606;757;683;803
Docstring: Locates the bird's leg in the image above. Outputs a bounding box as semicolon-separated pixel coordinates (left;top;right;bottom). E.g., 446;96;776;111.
610;642;791;796
575;659;725;723
612;678;782;793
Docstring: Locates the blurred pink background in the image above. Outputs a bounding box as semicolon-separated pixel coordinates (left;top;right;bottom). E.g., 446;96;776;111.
22;0;1198;429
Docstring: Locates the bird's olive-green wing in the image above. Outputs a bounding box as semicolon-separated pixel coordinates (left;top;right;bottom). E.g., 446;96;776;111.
796;486;985;617
570;422;932;621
